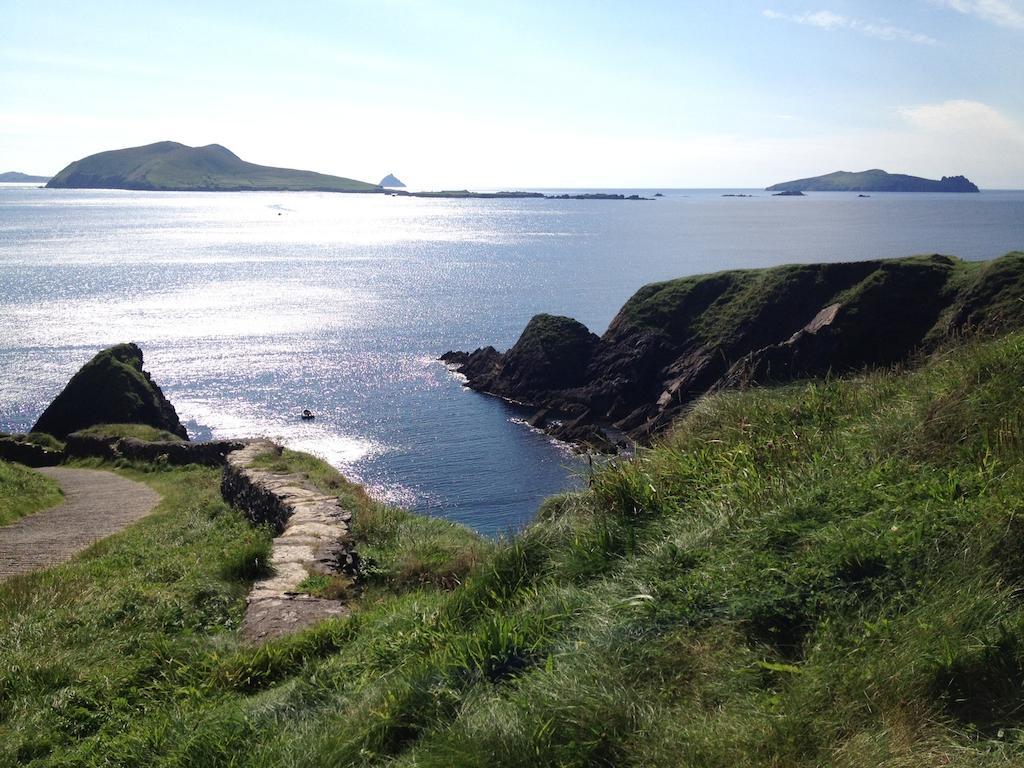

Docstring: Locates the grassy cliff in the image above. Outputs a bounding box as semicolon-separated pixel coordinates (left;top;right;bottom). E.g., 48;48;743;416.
4;327;1024;765
451;252;1024;443
46;141;380;192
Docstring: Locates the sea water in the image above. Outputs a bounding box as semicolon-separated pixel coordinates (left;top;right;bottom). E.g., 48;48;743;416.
1;185;1022;534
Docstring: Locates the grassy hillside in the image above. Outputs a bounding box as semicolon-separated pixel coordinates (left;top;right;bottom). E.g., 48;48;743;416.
46;141;380;192
4;330;1024;765
611;252;1009;345
0;462;62;526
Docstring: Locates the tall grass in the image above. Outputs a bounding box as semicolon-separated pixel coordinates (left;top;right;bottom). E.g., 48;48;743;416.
0;460;63;525
72;423;186;442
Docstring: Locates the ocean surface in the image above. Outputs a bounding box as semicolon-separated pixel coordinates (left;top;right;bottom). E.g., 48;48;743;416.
1;185;1022;534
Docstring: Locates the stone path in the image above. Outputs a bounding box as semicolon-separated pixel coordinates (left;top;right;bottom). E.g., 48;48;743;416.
0;467;161;582
221;441;356;643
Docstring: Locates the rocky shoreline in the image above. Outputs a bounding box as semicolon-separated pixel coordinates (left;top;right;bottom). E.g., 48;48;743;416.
443;252;1024;452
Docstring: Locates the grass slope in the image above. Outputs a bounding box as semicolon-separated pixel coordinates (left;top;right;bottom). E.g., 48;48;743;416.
0;461;62;526
604;252;1024;387
5;331;1024;765
46;141;380;192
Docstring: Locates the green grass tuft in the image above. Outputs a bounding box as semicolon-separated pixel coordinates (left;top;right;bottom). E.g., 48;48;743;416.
0;460;63;525
73;423;186;443
298;573;355;600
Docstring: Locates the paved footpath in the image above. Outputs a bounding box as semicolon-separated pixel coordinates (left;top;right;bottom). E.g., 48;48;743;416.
0;467;161;582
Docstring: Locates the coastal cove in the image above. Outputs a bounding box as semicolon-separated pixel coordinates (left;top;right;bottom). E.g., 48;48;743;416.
2;185;1023;534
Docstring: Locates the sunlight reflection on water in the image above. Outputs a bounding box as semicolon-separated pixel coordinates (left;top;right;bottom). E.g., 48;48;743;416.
2;186;1022;533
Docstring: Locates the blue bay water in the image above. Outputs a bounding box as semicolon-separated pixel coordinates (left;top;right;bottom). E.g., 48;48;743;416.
1;185;1022;534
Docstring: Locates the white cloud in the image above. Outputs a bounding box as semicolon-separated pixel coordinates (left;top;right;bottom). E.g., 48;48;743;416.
763;8;939;44
900;99;1020;132
930;0;1024;29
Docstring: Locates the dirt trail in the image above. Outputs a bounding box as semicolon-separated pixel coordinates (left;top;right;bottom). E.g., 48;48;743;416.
0;467;161;581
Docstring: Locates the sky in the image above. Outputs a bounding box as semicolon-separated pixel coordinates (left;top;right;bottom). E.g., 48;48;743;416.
2;0;1023;188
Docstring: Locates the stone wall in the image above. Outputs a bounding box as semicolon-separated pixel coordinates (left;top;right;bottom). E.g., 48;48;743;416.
0;438;63;468
220;440;360;642
220;441;294;533
64;433;244;466
118;437;244;467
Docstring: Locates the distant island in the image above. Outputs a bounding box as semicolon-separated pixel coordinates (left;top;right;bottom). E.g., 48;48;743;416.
46;141;380;192
767;169;979;193
44;141;653;200
0;171;51;182
391;189;649;200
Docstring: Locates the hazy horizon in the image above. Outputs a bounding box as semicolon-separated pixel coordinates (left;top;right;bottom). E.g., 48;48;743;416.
3;1;1023;188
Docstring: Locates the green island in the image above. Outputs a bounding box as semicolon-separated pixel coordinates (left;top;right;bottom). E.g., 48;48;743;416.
767;169;980;193
46;141;381;193
4;253;1024;765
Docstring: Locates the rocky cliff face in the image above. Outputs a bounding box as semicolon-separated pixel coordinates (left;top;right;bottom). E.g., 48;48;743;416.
443;314;599;397
32;343;188;439
445;252;1024;449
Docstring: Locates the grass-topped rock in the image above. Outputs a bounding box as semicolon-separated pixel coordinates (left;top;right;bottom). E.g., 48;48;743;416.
72;423;186;443
446;251;1024;446
445;314;599;398
32;343;187;439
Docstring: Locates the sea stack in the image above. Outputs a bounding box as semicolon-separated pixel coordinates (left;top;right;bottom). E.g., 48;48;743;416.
32;343;188;439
